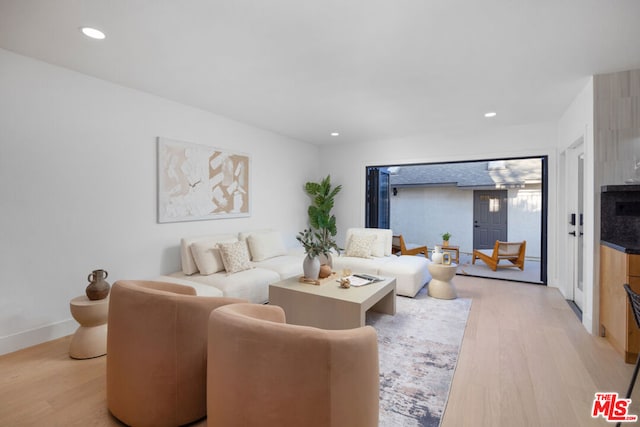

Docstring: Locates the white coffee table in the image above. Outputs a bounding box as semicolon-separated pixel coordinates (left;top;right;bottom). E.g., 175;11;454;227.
269;276;396;330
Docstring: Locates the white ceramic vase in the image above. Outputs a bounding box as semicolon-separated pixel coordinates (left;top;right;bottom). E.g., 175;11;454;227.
303;254;321;280
319;252;333;268
432;246;444;264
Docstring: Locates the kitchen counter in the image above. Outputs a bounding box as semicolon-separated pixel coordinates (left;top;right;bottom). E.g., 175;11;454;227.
601;240;640;255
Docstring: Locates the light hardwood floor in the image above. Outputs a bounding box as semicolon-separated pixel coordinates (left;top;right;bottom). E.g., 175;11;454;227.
1;276;638;426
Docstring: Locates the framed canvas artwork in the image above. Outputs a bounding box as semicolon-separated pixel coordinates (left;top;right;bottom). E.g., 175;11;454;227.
157;137;250;223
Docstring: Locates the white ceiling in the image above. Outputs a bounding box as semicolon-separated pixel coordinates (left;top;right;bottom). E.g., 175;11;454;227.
1;0;640;145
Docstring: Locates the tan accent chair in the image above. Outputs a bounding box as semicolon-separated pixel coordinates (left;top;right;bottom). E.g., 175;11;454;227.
107;280;244;427
207;303;380;427
472;240;527;271
392;234;428;256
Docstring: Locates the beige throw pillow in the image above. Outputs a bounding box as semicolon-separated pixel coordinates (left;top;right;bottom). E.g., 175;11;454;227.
191;239;237;275
247;231;287;261
345;234;377;258
217;241;253;274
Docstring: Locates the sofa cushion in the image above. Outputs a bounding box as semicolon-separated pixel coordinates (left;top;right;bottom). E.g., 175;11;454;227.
345;234;377;258
218;241;253;274
252;253;305;279
238;229;273;242
191;238;237;275
247;231;287;262
180;234;238;275
155;274;225;297
168;268;279;303
345;228;392;257
378;255;432;298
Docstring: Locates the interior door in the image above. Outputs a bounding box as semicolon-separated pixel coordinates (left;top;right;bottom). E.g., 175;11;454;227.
473;190;508;249
567;142;585;310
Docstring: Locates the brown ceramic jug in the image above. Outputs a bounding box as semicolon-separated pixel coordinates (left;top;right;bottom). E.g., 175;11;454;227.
86;269;111;300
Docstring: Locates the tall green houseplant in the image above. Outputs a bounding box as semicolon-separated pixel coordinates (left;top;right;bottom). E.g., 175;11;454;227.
304;175;342;255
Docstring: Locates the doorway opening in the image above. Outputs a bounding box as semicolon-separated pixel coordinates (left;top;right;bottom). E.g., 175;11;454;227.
366;156;548;285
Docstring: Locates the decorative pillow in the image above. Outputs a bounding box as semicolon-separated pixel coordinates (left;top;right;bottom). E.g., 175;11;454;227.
247;231;287;262
217;241;253;274
345;234;377;258
191;239;237;275
370;234;386;257
238;229;273;242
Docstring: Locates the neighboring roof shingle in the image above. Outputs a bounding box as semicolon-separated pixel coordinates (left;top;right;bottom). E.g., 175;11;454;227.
388;159;542;188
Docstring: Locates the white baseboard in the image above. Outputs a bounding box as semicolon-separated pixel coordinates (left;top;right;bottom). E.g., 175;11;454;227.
0;319;77;356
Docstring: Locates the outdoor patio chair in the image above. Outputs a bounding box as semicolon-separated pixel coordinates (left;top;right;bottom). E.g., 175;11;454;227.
392;235;428;256
472;240;526;271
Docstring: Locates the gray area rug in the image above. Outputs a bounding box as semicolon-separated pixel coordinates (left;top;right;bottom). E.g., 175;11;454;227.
367;286;471;427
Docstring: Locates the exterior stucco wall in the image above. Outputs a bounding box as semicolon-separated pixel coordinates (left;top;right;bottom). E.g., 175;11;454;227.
390;185;541;257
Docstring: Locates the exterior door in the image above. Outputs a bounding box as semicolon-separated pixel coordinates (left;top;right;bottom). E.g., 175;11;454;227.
473;190;508;249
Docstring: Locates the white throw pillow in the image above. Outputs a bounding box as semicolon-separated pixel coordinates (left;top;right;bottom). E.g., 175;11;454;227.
345;234;377;258
217;241;253;274
191;238;237;275
370;235;386;257
247;231;287;262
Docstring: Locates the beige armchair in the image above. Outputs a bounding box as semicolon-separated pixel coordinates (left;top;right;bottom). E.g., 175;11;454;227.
207;303;380;427
106;280;244;427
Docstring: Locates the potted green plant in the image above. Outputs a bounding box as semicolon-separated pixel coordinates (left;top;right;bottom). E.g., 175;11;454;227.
297;175;342;279
303;175;342;257
441;232;452;247
296;228;323;280
297;229;322;257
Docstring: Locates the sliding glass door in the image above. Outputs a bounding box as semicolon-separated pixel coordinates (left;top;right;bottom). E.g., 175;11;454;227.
365;167;390;229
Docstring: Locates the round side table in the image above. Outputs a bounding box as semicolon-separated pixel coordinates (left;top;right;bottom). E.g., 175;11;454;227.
69;295;109;359
427;263;458;300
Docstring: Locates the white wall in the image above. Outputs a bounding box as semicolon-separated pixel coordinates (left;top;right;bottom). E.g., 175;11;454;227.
556;78;595;333
319;122;558;282
0;49;320;354
390;185;542;258
390;187;473;252
507;186;542;257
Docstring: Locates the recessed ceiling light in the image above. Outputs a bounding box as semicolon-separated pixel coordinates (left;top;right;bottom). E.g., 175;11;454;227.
330;132;340;137
484;112;497;118
80;27;106;40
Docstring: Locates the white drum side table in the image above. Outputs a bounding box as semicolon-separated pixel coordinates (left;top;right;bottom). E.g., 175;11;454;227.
427;263;458;300
69;295;109;359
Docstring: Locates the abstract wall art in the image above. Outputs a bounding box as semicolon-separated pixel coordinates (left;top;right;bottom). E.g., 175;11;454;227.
157;137;250;223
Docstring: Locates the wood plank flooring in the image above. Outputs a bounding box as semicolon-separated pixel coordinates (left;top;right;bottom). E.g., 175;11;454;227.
1;275;638;426
442;276;638;427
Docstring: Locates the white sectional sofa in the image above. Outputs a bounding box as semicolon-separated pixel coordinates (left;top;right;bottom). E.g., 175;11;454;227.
158;227;432;303
158;230;305;303
333;228;432;297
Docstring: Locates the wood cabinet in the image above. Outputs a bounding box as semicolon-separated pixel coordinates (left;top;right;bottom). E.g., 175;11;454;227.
600;244;640;363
